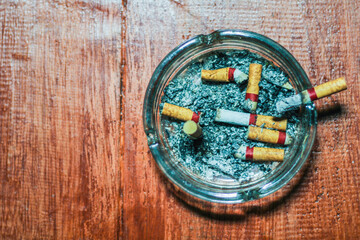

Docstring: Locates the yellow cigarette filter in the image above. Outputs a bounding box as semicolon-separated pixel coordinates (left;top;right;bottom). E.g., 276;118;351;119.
305;77;347;102
244;63;262;113
234;145;284;161
161;103;200;123
201;67;248;84
255;115;287;131
247;126;292;145
183;120;203;140
215;108;287;131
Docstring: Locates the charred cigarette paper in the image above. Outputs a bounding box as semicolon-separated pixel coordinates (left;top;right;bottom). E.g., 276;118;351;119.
234;145;284;161
215;108;287;131
281;82;293;90
269;81;293;90
161;103;200;123
263;69;293;90
276;77;347;113
247;126;292;145
201;67;248;84
183;120;203;140
244;63;262;113
266;79;292;90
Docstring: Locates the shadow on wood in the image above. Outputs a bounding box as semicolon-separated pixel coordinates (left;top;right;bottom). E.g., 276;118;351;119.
316;102;345;122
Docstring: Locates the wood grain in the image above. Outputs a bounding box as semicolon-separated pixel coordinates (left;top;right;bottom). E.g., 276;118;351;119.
0;0;359;239
0;0;125;238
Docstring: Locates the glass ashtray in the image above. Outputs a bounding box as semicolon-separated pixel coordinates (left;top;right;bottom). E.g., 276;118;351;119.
143;30;317;204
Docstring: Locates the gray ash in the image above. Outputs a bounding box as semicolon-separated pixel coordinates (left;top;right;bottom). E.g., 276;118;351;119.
161;50;299;184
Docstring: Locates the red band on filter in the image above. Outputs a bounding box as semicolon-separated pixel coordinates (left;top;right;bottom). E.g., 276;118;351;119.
228;68;236;82
245;93;259;102
307;88;318;101
245;147;254;160
191;112;200;123
277;131;286;145
249;113;257;125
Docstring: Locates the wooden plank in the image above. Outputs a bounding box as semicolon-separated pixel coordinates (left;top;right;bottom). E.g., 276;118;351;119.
0;1;125;238
124;0;360;239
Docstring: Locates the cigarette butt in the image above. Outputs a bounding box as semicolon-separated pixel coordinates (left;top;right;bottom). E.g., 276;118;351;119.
215;108;287;131
201;68;248;84
308;77;347;101
247;126;292;145
276;77;347;113
244;63;262;113
161;103;200;123
183;120;202;139
234;145;284;161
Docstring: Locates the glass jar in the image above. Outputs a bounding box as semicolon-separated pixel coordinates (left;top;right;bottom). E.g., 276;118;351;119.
143;30;317;204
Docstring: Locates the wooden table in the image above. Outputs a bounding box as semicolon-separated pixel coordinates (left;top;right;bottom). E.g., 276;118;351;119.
1;0;359;239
